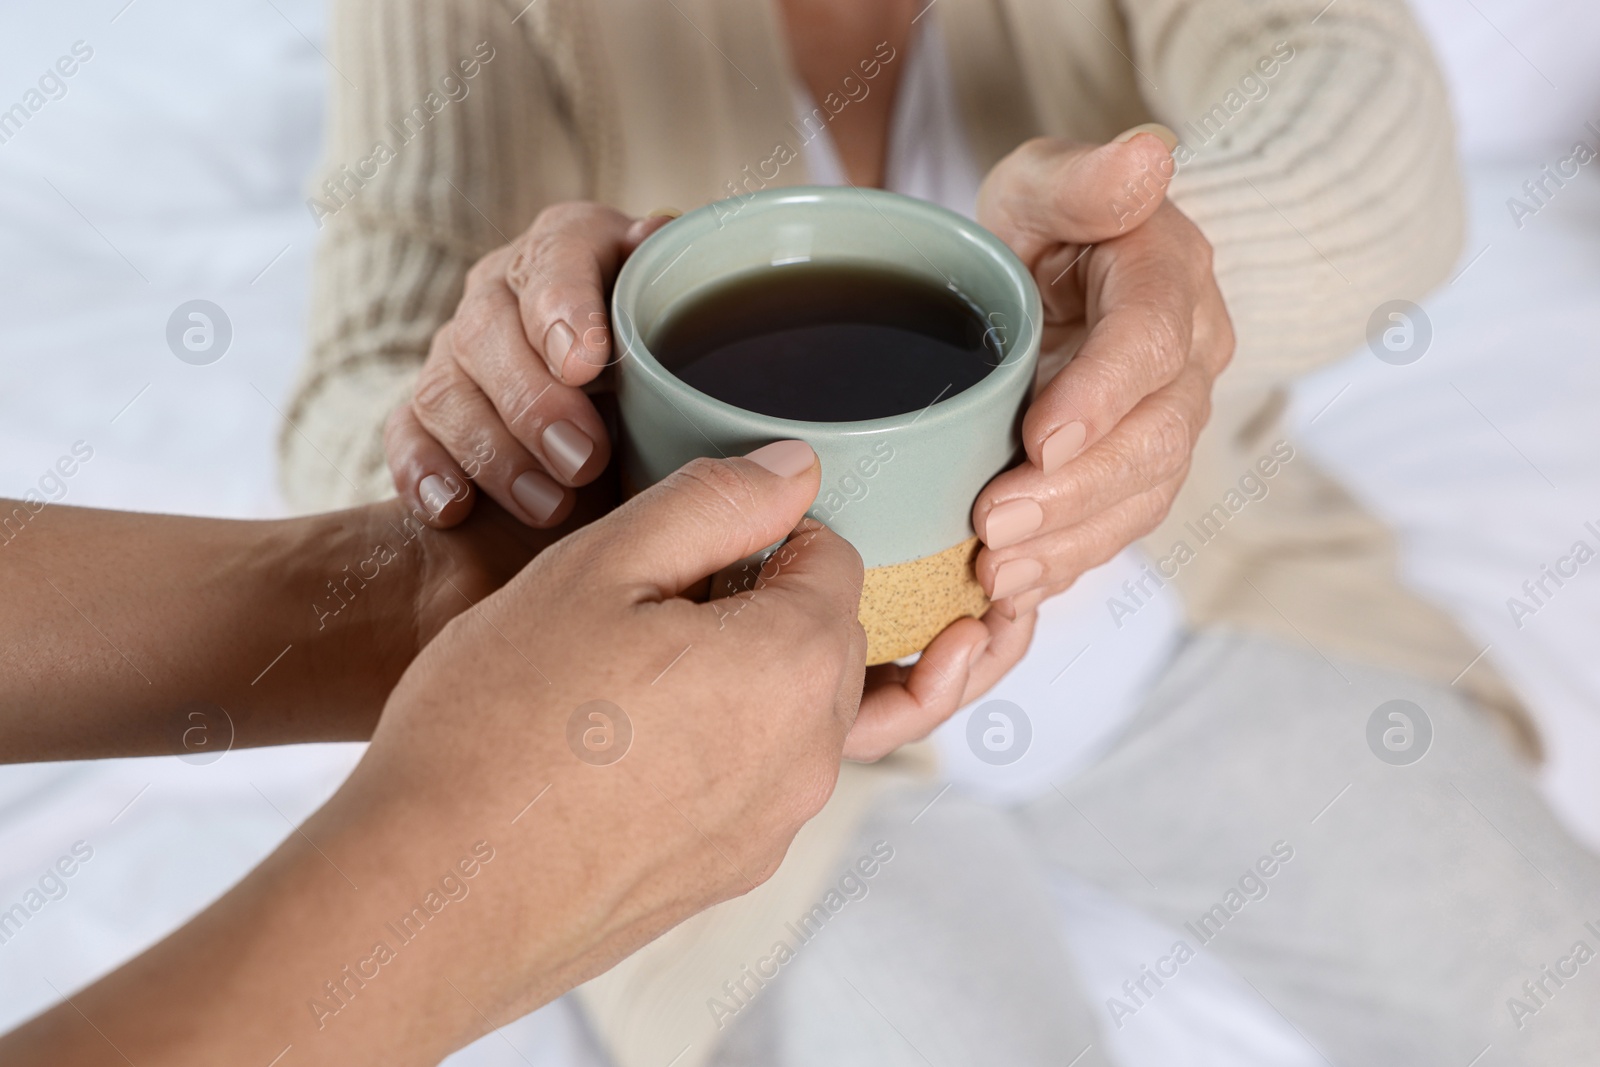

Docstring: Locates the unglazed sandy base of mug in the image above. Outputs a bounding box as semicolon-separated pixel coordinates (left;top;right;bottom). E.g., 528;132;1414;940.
861;536;991;665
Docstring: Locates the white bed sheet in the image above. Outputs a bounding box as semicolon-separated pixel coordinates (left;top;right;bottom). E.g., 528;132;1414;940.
2;2;1599;1064
1290;162;1600;851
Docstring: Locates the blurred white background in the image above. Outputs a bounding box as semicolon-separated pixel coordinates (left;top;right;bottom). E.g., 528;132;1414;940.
2;1;1599;1063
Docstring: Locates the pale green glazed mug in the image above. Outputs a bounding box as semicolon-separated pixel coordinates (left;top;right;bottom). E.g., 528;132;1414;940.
612;186;1041;663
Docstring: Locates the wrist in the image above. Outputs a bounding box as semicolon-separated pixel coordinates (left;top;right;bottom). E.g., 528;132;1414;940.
252;502;432;741
406;486;611;650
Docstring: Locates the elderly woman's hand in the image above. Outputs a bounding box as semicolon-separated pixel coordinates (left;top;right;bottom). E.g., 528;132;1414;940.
982;132;1233;593
846;132;1233;750
972;131;1234;618
385;204;676;529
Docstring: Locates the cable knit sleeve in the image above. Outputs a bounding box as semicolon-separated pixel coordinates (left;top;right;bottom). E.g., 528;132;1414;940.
279;0;586;512
1093;0;1507;725
1128;0;1465;389
969;0;1500;718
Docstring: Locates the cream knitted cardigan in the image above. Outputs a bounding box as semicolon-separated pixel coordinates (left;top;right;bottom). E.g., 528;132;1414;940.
282;0;1528;1061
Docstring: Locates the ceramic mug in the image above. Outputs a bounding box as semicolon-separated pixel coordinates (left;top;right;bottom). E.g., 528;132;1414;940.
612;186;1041;664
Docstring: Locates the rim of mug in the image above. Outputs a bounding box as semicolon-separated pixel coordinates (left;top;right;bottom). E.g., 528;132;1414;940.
611;185;1042;436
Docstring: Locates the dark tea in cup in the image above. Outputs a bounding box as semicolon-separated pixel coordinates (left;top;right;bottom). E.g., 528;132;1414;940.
651;262;998;423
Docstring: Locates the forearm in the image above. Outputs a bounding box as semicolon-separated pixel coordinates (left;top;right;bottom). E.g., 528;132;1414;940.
0;498;425;761
0;745;672;1066
0;795;481;1065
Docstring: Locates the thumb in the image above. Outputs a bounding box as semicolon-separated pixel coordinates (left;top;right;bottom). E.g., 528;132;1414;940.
587;441;824;600
705;516;866;643
977;127;1177;267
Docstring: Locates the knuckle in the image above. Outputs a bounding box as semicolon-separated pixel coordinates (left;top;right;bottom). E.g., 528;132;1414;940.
1046;467;1093;517
527;202;613;254
504;249;536;291
1145;482;1180;529
1138;303;1192;376
410;361;460;418
382;406;422;474
532;202;582;233
382;401;417;447
1094;433;1145;495
448;305;495;357
745;853;782;891
516;230;563;286
1051;180;1078;220
843;619;868;671
1091;493;1164;553
799;599;858;661
790;763;841;822
535;200;612;230
1169;456;1192;494
1015;135;1060;168
670;457;759;516
523;227;563;264
1193;384;1216;436
533;282;598;325
1137;475;1183;527
1136;487;1175;536
1149;395;1198;467
427;319;458;361
523;227;596;292
1211;308;1238;370
502;386;552;439
382;402;408;441
1182;217;1215;269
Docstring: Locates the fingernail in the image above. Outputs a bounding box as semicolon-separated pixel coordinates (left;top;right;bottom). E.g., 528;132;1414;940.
1114;122;1178;152
542;420;595;482
543;321;576;380
646;206;683;219
968;639;990;670
990;558;1043;601
1040;421;1087;474
419;474;454;516
983;498;1044;550
511;469;564;522
744;440;816;478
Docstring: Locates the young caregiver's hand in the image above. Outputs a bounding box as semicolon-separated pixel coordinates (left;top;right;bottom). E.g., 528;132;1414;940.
971;129;1235;621
385;203;677;530
320;445;869;1057
1;445;872;1066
